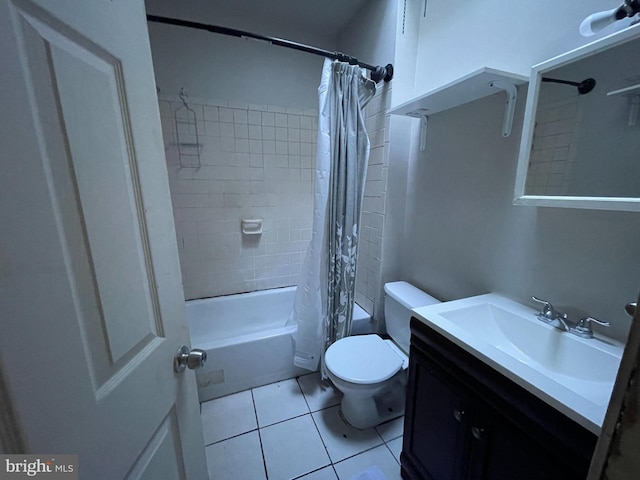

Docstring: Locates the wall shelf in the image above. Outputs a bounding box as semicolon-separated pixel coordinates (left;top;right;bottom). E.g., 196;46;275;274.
607;83;640;126
607;83;640;97
389;67;528;149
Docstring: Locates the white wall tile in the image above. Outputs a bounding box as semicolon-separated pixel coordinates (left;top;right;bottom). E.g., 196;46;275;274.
288;128;300;142
300;116;313;130
233;109;248;124
248;125;262;140
262;111;275;126
300;129;314;143
275;141;288;155
263;140;276;154
235;138;250;153
354;91;391;322
234;123;248;139
219;107;234;123
275;113;288;127
204;105;219;121
205;121;221;137
162;96;316;299
287;114;301;128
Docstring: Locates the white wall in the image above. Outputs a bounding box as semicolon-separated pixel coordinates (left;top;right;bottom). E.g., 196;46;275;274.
145;0;329;109
146;0;341;48
382;0;423;313
413;0;630;96
338;0;398;68
393;0;640;341
147;23;323;110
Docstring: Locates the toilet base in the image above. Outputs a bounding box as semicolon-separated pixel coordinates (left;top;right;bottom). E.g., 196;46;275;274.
339;376;406;429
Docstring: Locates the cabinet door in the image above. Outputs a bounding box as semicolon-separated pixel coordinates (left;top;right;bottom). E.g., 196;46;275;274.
404;355;470;480
406;321;596;480
466;402;578;480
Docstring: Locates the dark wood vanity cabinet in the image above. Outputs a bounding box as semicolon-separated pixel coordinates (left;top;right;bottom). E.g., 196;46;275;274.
401;318;597;480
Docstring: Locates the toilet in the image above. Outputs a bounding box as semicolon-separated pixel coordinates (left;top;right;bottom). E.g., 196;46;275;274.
324;281;440;429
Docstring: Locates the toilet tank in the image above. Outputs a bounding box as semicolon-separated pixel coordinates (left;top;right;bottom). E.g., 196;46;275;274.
384;281;440;353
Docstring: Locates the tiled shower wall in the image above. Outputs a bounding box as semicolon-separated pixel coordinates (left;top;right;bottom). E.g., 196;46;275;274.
525;97;582;196
355;84;392;317
158;84;390;314
159;94;317;300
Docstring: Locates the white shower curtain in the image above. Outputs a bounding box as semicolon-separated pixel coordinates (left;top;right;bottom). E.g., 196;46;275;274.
291;59;376;372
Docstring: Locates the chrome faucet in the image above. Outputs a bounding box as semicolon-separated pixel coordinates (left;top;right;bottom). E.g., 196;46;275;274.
531;296;570;331
532;296;612;338
569;316;610;338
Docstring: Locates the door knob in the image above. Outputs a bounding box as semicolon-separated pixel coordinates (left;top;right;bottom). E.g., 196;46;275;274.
174;345;207;373
625;302;637;317
471;426;485;441
453;409;465;423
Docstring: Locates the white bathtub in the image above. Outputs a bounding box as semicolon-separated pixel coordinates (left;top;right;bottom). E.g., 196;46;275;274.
186;286;372;402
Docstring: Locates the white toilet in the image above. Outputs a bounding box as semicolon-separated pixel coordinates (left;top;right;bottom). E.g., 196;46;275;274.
324;281;440;429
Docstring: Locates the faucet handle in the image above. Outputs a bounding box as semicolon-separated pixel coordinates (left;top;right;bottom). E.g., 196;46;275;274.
571;316;610;338
577;316;610;327
531;296;567;320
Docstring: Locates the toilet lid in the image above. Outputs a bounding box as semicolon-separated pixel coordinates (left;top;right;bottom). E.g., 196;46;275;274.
325;335;404;384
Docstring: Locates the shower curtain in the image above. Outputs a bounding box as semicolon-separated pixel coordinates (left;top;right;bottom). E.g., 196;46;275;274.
292;58;376;372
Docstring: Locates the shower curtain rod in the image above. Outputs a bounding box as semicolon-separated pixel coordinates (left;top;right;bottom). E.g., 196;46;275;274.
146;15;394;83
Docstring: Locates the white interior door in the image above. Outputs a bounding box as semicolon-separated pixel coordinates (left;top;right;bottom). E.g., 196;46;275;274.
0;0;207;478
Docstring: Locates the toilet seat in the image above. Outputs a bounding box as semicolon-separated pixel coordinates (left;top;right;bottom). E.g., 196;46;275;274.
325;335;404;385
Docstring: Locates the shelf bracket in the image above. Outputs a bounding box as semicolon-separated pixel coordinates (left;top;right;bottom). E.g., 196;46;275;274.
488;80;518;137
628;95;639;126
408;109;429;151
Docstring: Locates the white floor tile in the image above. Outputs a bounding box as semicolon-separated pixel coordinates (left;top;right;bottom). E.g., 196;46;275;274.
375;417;404;442
296;466;339;480
200;390;257;445
333;445;402;480
298;372;342;412
205;431;266;480
312;406;383;463
261;415;330;480
386;437;402;464
253;378;310;427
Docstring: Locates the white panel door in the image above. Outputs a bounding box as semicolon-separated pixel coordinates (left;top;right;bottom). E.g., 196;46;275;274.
0;0;207;478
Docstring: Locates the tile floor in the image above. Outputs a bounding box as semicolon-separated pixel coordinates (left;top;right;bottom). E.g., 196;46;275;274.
201;372;404;480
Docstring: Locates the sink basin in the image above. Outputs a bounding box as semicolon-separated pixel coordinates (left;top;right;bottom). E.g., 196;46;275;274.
439;303;620;383
412;293;624;434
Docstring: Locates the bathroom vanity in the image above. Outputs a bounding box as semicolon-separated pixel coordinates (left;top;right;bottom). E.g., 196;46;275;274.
401;319;596;479
400;294;623;480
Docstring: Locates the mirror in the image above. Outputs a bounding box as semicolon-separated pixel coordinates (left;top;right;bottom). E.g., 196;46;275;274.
514;25;640;211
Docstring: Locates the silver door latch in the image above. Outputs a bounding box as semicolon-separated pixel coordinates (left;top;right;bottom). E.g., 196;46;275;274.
174;345;207;373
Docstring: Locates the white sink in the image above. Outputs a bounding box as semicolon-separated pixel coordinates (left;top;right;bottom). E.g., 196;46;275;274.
412;293;624;434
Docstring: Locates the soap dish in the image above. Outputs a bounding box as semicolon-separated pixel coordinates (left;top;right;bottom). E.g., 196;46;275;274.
241;219;263;235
